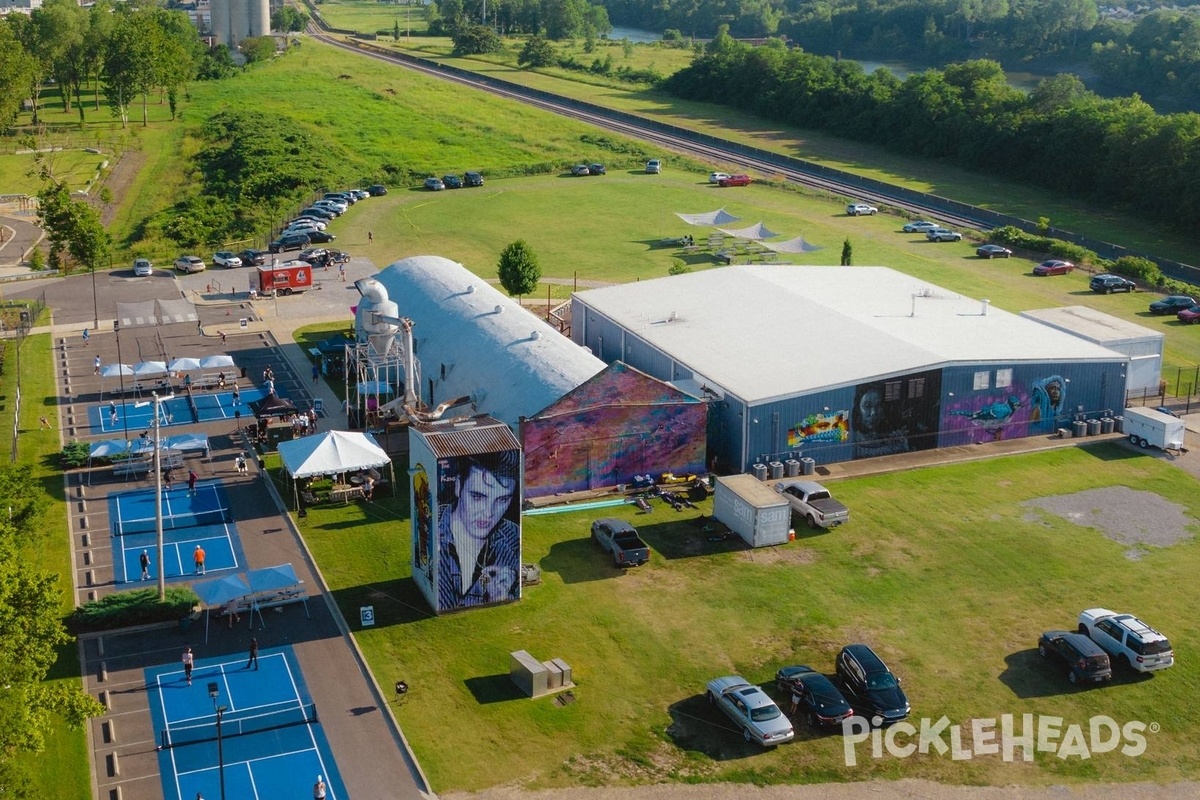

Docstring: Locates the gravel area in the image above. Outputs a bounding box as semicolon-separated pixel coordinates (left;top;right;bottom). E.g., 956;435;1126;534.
1022;485;1195;559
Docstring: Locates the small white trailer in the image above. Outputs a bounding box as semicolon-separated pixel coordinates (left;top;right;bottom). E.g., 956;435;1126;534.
713;474;792;547
1123;407;1187;452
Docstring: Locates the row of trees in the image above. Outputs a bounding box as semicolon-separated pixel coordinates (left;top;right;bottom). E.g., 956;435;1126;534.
432;0;610;41
597;0;1200;110
664;33;1200;229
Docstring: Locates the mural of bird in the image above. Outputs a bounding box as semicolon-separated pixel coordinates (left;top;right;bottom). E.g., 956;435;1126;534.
952;395;1021;422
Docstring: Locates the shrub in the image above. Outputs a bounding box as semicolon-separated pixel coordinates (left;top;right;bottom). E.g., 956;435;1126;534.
1111;255;1162;285
668;262;692;274
68;586;200;633
59;440;90;469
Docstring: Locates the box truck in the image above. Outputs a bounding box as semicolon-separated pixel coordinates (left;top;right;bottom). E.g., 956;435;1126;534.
1123;407;1186;452
256;261;313;296
713;474;792;548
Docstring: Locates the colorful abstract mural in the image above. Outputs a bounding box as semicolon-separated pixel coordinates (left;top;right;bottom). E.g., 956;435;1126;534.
788;411;850;448
521;362;707;498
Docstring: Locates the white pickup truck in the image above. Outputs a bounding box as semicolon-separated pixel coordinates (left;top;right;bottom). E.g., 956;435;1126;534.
775;480;849;529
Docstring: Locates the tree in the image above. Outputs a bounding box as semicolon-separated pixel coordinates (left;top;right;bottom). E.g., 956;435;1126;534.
498;240;541;300
452;23;502;55
37;178;112;278
841;238;852;265
393;19;401;41
518;35;557;68
240;36;277;64
0;22;36;134
272;6;309;33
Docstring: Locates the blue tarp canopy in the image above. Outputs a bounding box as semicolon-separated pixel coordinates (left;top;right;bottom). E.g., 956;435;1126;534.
193;573;252;607
247;563;301;594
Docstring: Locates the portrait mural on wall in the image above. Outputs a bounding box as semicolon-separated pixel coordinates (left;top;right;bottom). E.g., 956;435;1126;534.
411;463;434;590
852;371;942;459
434;449;522;611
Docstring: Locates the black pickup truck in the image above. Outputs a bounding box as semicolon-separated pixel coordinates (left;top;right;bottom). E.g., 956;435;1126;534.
591;518;650;567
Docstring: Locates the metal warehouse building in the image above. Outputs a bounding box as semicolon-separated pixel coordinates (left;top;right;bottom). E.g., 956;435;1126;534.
571;265;1130;472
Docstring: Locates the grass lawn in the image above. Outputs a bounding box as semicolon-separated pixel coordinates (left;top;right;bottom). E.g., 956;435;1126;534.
311;0;432;35
284;441;1200;791
2;331;92;798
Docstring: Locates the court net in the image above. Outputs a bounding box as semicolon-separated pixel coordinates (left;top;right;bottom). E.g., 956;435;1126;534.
113;506;231;536
185;390;200;423
159;702;318;749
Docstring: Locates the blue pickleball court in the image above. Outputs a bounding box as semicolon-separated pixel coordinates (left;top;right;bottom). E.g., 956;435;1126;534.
89;387;273;433
109;483;246;583
147;646;346;800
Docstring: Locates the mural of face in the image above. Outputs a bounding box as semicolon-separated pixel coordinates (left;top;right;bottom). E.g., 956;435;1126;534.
858;389;884;434
453;466;516;541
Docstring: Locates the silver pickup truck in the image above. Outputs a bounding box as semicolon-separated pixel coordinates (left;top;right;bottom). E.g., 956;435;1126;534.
776;480;849;529
591;518;650;567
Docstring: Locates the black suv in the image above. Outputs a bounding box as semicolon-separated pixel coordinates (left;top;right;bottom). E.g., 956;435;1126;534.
835;644;910;725
464;171;484;187
239;248;268;267
1090;274;1136;294
1038;631;1112;685
368;184;388;196
269;232;311;253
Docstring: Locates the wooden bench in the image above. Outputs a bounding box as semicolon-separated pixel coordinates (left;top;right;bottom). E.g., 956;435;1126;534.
112;459;152;478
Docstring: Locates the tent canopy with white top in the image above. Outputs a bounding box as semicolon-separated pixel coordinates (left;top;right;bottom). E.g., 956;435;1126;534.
277;430;395;508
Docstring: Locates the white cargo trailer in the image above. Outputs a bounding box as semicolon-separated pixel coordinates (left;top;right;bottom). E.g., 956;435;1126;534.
1123;407;1186;452
713;474;792;547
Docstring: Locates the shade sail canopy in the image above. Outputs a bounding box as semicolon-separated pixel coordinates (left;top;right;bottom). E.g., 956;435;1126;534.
130;433;209;455
675;209;741;226
716;222;780;240
101;364;134;378
247;563;301;594
168;357;203;372
253;392;298;418
277;430;390;479
762;235;824;253
200;354;236;369
193;574;252;607
89;439;132;458
133;361;168;377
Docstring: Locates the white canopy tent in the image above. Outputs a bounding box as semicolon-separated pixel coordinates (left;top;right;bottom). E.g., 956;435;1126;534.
761;235;825;253
716;222;781;241
674;208;742;226
277;430;395;509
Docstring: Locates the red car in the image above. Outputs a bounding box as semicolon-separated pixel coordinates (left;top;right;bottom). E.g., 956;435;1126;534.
1177;305;1200;324
718;174;752;187
1033;259;1074;276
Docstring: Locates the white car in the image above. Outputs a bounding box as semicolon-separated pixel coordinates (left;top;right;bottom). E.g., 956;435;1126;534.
646;159;662;174
174;255;206;273
289;217;328;230
706;676;794;746
312;200;346;215
1078;609;1174;673
212;250;243;268
847;203;878;216
133;258;153;277
709;172;731;184
902;220;939;233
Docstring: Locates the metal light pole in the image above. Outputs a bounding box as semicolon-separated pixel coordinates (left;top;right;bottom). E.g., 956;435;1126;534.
113;321;129;441
154;391;166;600
91;265;99;329
208;683;227;800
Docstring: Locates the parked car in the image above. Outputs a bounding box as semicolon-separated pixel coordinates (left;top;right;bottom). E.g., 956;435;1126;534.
705;676;794;746
1177;305;1200;324
646;159;662;174
902;220;939;233
774;665;853;729
299;248;330;264
306;230;336;244
1149;295;1196;314
174;255;206;274
590;518;650;567
212;250;243;269
846;203;878;216
1033;259;1074;276
1154;406;1181;418
835;644;910;725
300;207;337;220
925;227;962;242
719;174;752;187
570;164;591;176
976;244;1013;258
1090;274;1136;293
324;192;356;205
709;172;732;184
1078;608;1174;673
132;258;153;277
1037;631;1113;685
424;176;445;191
587;163;606;175
269;232;311;253
289;217;327;230
368;184;388;196
239;249;269;267
464;171;484;187
312;200;346;214
442;174;463;189
349;189;370;200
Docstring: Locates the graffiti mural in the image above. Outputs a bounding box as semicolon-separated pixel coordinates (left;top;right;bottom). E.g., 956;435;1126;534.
788;411;850;449
852;370;942;458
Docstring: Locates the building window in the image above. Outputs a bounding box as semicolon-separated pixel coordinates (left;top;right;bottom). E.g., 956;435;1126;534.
995;368;1013;388
973;371;990;390
908;377;925;399
884;381;902;401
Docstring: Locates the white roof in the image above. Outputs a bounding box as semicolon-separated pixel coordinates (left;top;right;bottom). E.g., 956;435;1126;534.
1019;305;1163;347
574;266;1126;404
277;430;390;479
371;255;606;427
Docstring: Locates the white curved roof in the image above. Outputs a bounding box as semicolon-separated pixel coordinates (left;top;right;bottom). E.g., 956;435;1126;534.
369;255;605;427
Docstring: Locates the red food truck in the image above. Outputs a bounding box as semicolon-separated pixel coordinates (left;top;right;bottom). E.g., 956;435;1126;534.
256;260;313;296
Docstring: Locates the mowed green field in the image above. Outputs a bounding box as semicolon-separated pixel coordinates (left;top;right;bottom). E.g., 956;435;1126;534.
292;443;1200;791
